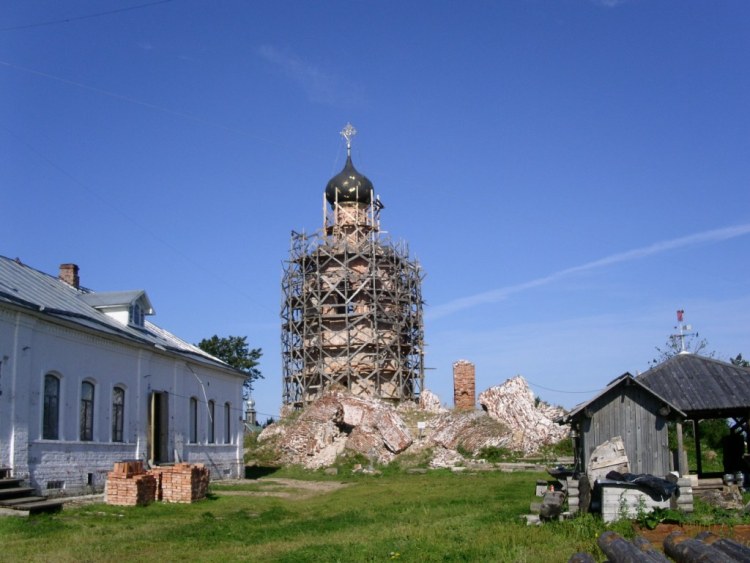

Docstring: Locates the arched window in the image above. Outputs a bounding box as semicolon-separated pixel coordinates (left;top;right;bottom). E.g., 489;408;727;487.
189;397;198;443
43;374;60;440
224;402;231;444
80;381;95;441
208;400;216;444
112;386;125;442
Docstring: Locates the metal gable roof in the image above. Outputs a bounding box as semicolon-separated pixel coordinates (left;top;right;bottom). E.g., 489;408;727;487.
0;256;241;377
80;290;155;314
637;353;750;417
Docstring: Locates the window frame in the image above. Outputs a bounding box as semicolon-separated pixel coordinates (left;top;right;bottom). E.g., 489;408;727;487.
208;400;215;444
189;397;198;444
43;373;60;440
224;402;231;444
80;380;95;441
112;386;125;442
128;302;144;327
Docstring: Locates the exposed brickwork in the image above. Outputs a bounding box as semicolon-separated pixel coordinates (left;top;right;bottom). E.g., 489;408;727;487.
149;463;210;503
105;461;156;506
105;461;209;506
58;263;80;288
453;360;476;410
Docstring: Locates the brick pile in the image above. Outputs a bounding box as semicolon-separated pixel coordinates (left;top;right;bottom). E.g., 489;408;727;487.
453;360;476;410
105;461;157;506
149;463;210;503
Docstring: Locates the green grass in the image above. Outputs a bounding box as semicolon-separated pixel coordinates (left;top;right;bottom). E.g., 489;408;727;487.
0;468;743;562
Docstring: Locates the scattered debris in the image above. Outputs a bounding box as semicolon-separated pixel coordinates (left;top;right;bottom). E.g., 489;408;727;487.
419;389;447;414
255;379;569;470
478;376;568;453
587;436;629;483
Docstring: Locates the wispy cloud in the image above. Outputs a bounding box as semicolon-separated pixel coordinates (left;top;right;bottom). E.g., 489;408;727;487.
256;45;363;107
428;224;750;320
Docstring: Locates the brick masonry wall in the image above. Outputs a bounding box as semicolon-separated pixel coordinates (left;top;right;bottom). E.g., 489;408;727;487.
28;443;138;497
453;360;476;410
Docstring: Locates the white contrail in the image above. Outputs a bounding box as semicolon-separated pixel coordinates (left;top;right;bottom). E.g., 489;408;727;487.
428;223;750;320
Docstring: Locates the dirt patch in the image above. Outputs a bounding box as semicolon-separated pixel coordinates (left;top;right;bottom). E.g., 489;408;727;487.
213;478;352;500
637;523;750;548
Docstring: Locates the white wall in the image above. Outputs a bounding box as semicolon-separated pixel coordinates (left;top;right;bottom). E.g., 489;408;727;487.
0;306;244;497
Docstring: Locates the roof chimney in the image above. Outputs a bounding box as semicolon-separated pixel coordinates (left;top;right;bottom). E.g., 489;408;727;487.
59;263;80;289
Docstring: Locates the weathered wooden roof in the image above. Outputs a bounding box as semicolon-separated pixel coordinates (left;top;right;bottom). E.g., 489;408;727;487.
558;372;686;424
637;353;750;419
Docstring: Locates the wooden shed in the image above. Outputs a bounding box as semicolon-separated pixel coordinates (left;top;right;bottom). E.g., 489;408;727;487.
560;373;685;477
637;353;750;476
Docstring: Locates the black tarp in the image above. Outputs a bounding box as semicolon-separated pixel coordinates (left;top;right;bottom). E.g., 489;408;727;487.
605;470;678;501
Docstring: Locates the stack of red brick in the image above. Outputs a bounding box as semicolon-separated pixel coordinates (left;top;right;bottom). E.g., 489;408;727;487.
105;461;210;506
105;461;157;506
150;463;210;503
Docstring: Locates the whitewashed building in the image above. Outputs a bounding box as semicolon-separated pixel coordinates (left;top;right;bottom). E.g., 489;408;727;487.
0;256;247;497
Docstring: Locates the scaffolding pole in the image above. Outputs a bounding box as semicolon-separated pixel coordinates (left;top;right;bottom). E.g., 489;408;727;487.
281;197;424;408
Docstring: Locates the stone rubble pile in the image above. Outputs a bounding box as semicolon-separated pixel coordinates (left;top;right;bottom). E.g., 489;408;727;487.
478;376;568;454
258;389;413;469
257;376;568;470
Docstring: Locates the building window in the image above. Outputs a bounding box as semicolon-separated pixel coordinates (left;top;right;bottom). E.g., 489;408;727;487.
112;386;125;442
128;303;144;327
43;374;60;440
80;381;95;441
208;400;215;444
224;402;231;444
189;397;198;443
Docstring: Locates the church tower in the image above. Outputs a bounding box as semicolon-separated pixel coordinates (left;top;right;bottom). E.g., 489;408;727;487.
281;124;425;407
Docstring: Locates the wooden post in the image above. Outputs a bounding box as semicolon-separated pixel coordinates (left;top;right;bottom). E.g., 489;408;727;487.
694;419;703;477
676;421;685;475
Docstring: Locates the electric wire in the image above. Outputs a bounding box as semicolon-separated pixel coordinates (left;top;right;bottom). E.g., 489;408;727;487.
2;124;278;318
0;0;176;32
0;60;303;153
526;379;603;394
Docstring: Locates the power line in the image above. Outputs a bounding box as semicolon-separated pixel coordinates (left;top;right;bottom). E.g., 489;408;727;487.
2;124;279;318
0;59;320;157
0;0;176;32
526;379;602;394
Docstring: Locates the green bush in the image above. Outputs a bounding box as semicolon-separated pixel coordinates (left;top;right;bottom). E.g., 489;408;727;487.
477;446;517;463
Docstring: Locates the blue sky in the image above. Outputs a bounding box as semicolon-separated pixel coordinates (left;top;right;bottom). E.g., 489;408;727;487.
2;1;749;418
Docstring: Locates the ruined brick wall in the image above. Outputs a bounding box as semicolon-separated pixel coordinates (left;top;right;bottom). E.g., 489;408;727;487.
453;360;475;410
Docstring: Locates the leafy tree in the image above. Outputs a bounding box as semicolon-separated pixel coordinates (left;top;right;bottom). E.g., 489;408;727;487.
649;330;711;368
731;353;749;368
197;335;262;399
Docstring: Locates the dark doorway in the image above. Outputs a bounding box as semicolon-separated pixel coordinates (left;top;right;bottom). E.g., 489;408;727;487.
148;391;170;465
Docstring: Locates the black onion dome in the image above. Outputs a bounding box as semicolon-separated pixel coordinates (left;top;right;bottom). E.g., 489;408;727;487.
325;155;373;205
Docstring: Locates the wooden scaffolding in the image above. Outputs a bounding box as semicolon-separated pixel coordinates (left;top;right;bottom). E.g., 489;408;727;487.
281;191;425;408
